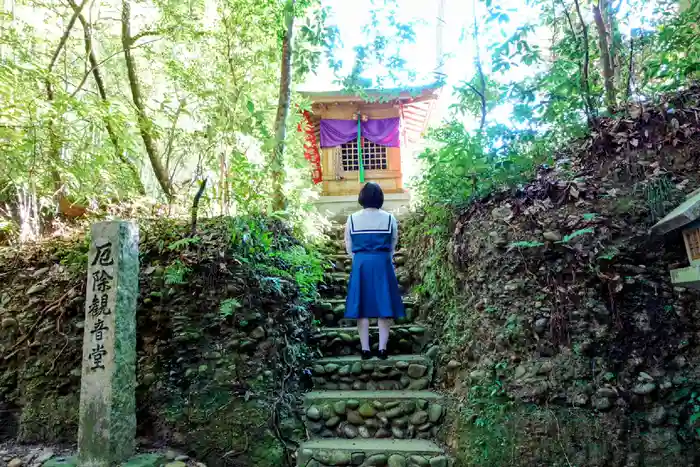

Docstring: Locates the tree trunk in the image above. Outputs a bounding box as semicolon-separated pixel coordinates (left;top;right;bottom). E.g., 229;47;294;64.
592;0;616;113
121;0;173;200
270;0;295;212
472;0;487;130
45;0;89;204
606;0;622;93
69;0;146;195
573;0;595;123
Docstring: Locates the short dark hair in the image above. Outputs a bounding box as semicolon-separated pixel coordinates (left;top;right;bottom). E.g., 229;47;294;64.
358;182;384;209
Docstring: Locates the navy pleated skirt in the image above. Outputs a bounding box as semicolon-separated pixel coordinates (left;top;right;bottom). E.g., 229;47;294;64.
345;251;405;319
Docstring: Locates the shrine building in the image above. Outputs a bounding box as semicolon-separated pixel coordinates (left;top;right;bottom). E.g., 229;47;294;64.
298;83;441;220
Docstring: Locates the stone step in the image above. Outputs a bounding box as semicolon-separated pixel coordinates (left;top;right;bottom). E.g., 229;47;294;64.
319;282;410;299
310;325;431;357
323;272;350;283
296;439;451;466
328;253;407;265
312;301;417;327
321;298;416;307
310;355;433;391
303;391;446;440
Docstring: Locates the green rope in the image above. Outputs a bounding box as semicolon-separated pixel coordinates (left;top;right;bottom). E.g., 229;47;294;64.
357;117;365;183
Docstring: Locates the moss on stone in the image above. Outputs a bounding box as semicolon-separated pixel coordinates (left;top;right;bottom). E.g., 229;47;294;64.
121;454;165;467
18;393;79;443
2;216;319;466
159;384;287;467
42;457;78;467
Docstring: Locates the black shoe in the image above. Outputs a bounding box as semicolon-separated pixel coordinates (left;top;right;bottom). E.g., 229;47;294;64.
377;349;388;360
361;350;372;360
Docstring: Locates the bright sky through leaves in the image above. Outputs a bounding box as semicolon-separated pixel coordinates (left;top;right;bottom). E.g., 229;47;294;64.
304;0;667;129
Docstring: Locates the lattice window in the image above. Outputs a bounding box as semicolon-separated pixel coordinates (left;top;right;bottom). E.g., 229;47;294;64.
684;227;700;260
340;140;388;172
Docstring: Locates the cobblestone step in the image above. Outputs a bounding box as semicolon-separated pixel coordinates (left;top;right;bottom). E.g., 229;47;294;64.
327;253;407;272
310;325;431;357
310;355;433;391
312;300;418;327
303;391;446;441
296;224;453;465
296;439;451;466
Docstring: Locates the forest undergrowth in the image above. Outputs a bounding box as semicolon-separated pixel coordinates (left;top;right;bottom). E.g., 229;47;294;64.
404;85;700;466
0;214;329;467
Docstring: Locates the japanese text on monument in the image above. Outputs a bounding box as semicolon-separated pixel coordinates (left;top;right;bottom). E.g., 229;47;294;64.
87;241;114;371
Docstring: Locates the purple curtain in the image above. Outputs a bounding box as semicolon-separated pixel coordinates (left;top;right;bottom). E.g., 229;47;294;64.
320;117;400;148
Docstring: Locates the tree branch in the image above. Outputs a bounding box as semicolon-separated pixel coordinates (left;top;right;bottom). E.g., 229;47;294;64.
70;37;162;98
464;82;484;100
557;0;579;44
573;0;595;123
68;0;146;195
121;0;174;200
625;35;634;101
129;26;176;43
190;178;207;236
270;0;295;212
45;0;89;204
164;98;186;180
472;0;487;130
48;0;89;73
592;0;616;113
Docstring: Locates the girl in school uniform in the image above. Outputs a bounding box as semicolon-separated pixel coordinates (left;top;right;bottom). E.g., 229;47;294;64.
344;182;405;360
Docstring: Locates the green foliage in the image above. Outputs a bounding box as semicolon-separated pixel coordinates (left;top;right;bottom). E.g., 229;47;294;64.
640;2;700;93
597;246;620;261
56;236;91;273
644;176;674;221
559;227;595;244
226;215;326;302
456;366;514;467
414;122;554;207
168;236;201;251
403;207;468;351
331;0;421;92
228;217;275;259
219;298;242;318
508;240;545;249
676;390;700;441
270;245;326;301
414;0;698;211
0;0;333;240
164;259;190;285
456;397;614;467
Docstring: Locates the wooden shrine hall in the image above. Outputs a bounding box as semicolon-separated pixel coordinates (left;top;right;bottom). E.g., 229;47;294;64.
298;83;441;220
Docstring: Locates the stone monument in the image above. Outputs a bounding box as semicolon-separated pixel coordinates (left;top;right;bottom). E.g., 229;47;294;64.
78;221;139;467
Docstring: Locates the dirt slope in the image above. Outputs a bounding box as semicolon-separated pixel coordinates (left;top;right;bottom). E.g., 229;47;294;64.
408;86;700;466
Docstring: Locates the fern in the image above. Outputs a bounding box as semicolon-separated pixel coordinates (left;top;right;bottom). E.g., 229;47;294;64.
168;236;201;251
220;298;242;318
508;241;545;249
597;247;619;261
558;227;595;244
164;260;190;284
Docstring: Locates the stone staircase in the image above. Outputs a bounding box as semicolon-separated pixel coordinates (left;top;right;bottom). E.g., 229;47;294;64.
296;225;452;467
